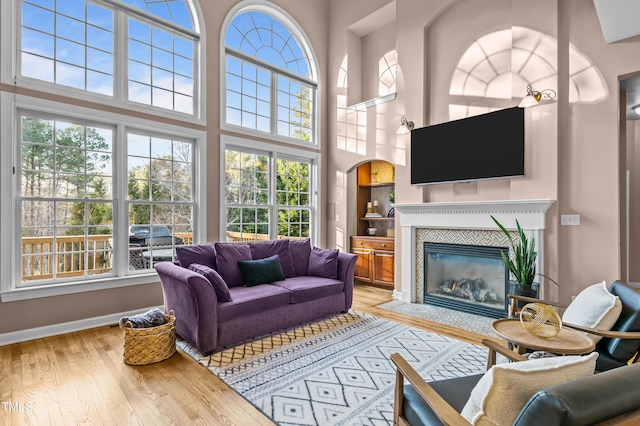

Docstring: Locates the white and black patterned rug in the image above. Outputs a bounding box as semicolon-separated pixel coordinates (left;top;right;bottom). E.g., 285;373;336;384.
177;311;488;426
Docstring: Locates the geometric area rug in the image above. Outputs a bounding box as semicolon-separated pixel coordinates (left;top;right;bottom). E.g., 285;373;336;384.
177;311;488;425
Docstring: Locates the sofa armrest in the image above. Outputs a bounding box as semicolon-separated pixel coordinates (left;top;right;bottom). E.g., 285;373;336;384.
154;262;220;354
337;252;358;311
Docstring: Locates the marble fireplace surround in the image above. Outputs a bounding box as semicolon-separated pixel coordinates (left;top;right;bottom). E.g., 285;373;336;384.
394;200;555;304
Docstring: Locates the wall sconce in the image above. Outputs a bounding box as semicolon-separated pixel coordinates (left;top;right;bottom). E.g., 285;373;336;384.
518;84;557;108
397;116;414;134
632;104;640;115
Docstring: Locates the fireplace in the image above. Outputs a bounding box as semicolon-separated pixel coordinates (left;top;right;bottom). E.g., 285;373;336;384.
394;200;554;310
423;242;509;318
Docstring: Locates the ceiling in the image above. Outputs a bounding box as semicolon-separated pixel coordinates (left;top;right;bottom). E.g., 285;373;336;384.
593;0;640;120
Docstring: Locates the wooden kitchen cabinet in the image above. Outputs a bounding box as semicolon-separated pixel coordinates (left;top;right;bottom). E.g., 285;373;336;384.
350;236;394;288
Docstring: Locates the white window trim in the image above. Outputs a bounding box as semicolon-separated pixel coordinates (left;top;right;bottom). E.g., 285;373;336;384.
219;0;322;148
0;0;207;126
0;92;207;302
219;134;321;245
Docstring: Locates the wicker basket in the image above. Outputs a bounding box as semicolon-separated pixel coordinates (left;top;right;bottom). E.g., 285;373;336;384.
122;312;176;365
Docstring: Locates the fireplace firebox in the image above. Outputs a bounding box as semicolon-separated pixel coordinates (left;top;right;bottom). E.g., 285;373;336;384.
423;242;509;318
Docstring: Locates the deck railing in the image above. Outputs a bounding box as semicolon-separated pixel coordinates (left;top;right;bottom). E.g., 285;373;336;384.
21;232;304;280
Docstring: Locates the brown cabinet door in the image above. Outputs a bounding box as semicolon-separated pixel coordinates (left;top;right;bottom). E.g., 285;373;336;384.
352;248;372;282
373;249;394;286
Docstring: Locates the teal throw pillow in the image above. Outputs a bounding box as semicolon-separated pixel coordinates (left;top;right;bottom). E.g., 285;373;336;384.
238;254;285;287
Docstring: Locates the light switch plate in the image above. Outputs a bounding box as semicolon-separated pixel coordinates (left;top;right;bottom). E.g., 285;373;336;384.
561;214;580;226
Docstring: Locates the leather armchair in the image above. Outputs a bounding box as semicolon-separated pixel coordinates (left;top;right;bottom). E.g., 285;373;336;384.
392;339;640;426
508;280;640;371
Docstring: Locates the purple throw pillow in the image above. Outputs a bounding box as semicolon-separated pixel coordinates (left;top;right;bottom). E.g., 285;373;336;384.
307;247;339;279
214;243;252;288
176;243;216;269
249;239;295;278
289;238;311;276
188;263;232;302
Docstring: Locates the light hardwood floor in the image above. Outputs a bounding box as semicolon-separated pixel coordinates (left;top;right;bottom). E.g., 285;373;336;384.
0;284;486;426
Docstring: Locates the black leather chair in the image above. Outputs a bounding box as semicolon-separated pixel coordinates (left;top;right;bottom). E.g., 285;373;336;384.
508;280;640;371
392;339;640;426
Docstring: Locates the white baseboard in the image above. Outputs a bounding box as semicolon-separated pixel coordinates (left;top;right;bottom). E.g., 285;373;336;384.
0;305;164;347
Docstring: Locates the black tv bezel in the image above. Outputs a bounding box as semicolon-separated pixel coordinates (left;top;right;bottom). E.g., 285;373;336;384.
410;107;525;186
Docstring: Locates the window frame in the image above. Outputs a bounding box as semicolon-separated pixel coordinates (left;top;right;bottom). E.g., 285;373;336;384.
219;2;321;147
0;93;207;302
1;0;206;125
220;134;320;245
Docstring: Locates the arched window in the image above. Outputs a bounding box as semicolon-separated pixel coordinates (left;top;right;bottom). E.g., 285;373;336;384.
16;0;201;117
221;4;319;244
223;7;318;143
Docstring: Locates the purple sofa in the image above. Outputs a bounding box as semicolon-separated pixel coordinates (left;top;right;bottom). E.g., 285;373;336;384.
154;239;357;355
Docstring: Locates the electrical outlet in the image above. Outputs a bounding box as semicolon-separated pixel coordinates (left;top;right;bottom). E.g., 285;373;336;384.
561;214;581;226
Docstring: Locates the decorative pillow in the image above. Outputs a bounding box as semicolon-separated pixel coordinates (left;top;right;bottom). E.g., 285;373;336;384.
176;243;217;269
290;238;311;276
214;243;252;288
562;281;622;343
188;263;232;302
249;239;296;278
460;352;598;425
237;254;285;287
307;247;339;279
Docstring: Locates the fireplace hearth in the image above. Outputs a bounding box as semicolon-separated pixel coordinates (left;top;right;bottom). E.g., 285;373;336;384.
423;242;509;318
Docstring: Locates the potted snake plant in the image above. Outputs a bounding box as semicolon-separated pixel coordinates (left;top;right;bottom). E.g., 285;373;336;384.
491;215;539;299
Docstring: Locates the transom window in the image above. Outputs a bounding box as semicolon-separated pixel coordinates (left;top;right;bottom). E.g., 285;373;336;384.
224;10;317;143
17;0;200;117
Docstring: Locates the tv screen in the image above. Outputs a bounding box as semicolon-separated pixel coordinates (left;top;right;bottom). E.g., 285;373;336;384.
410;107;525;185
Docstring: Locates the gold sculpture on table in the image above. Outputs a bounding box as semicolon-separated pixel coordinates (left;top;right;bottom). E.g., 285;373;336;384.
519;303;562;338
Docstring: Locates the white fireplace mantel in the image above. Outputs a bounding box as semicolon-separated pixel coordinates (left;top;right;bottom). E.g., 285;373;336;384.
394;199;555;303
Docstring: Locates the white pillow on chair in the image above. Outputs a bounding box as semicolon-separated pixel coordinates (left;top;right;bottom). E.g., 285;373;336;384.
461;352;598;425
562;281;622;343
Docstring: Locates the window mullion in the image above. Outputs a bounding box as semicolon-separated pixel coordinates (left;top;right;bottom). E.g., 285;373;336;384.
270;72;278;138
114;9;128;104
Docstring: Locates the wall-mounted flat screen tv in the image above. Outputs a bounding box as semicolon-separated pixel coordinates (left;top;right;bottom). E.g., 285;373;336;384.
410;107;525;185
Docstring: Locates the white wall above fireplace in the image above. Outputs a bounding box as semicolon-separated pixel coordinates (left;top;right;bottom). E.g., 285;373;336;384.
394;199;555;303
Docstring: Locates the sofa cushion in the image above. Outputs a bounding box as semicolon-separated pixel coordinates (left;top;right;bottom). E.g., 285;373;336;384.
218;284;291;322
562;281;622;343
176;243;217;269
188;263;232;302
603;280;640;363
308;247;338;279
214;243;252;288
272;276;343;303
238;254;286;287
249;239;296;278
460;352;598;426
290;238;311;276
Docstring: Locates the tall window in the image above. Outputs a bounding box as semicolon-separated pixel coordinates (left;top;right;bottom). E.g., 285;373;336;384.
221;4;319;244
17;0;200;117
224;145;313;242
3;1;204;300
127;132;195;265
19;113;114;282
14;107;197;287
224;9;317;143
